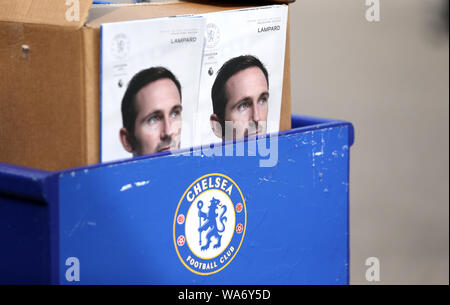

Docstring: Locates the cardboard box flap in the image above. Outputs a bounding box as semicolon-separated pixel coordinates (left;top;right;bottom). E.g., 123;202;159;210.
86;1;253;27
188;0;295;4
0;0;92;28
86;1;294;28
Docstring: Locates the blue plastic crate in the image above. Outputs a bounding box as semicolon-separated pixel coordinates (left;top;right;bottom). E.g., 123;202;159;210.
0;115;354;284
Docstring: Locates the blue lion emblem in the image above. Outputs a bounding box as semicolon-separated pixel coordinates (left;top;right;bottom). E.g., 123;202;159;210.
197;197;227;251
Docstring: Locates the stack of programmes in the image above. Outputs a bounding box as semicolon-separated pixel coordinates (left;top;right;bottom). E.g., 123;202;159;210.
101;5;288;162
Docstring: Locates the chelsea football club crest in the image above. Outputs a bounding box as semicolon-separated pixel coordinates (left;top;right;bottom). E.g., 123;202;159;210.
173;173;246;275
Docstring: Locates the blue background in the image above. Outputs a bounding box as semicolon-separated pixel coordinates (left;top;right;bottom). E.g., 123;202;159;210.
0;116;353;284
58;122;351;284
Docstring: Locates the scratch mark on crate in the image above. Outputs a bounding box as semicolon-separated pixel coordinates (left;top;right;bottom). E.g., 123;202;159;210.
120;184;133;192
134;180;150;187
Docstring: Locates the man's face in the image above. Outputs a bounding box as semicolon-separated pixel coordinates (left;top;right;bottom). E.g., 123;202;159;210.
132;78;182;155
223;66;269;139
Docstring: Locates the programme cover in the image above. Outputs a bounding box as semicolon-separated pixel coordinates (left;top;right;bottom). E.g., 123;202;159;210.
193;5;289;146
100;16;205;162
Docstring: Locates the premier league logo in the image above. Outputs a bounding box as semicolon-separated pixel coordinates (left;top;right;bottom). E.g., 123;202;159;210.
173;173;246;275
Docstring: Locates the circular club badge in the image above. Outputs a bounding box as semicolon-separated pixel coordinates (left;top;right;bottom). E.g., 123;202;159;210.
205;23;220;49
111;33;130;60
173;173;246;275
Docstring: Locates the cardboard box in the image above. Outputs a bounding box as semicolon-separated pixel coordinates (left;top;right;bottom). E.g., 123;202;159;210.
0;0;293;171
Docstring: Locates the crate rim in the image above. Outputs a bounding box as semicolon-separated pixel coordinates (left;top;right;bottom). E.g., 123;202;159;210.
0;114;354;202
